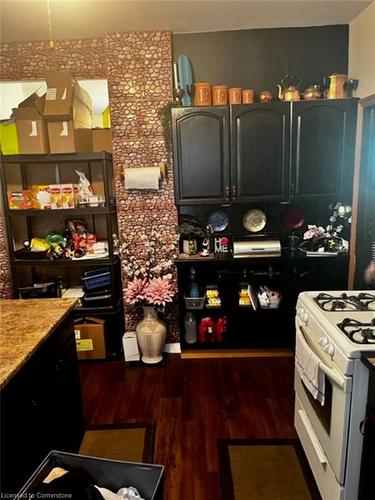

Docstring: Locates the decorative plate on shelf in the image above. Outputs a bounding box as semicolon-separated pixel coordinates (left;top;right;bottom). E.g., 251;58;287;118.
207;210;229;232
243;209;266;232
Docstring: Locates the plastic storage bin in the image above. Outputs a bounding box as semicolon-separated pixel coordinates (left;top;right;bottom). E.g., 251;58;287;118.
16;450;164;500
184;294;205;310
82;268;111;291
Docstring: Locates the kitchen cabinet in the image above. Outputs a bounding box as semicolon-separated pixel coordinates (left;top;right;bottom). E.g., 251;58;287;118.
231;102;290;202
0;315;84;493
291;99;357;200
171;99;357;205
172;106;230;204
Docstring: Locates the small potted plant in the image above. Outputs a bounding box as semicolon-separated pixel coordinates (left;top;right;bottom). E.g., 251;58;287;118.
176;216;207;255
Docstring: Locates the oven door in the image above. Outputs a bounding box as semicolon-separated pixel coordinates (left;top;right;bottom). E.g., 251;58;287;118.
294;317;352;485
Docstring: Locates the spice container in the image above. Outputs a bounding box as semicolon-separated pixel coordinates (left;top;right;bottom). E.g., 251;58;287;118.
194;82;212;106
228;88;242;104
212;85;228;105
242;89;254;104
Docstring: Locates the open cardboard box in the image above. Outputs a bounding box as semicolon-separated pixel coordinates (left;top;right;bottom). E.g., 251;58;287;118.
74;316;106;360
12;93;49;154
92;128;113;153
16;450;164;500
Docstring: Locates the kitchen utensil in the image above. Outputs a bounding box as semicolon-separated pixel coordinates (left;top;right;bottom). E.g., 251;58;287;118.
178;54;193;106
278;74;302;101
194;82;212;106
212;85;228;105
243;209;266;232
328;74;347;99
303;84;321;100
284;206;305;229
207;210;229;232
259;90;272;103
242;89;254;104
228;88;242;104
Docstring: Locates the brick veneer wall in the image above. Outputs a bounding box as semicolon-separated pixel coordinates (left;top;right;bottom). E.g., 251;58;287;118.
0;33;180;341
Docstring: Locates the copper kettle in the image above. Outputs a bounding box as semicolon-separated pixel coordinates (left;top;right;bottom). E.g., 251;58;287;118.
278;74;302;101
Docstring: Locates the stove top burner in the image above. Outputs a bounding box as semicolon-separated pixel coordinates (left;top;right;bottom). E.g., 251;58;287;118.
338;318;375;344
314;292;375;312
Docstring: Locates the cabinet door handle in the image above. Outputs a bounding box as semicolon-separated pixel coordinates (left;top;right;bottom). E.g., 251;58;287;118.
360;418;367;435
232;185;237;199
225;186;230;201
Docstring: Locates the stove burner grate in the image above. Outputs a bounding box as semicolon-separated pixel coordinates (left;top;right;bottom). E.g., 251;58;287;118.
314;292;375;312
338;317;375;344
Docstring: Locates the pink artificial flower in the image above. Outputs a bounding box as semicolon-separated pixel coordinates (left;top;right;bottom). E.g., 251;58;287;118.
125;277;148;305
144;277;174;306
303;226;320;240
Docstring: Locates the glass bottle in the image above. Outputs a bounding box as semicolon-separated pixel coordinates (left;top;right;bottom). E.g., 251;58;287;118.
189;266;200;298
184;312;197;344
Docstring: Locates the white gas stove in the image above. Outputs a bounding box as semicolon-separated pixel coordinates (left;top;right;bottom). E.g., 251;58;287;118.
294;290;375;500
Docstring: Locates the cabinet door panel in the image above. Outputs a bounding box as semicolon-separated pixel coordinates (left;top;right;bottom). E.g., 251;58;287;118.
231;103;290;202
172;107;230;204
292;99;357;199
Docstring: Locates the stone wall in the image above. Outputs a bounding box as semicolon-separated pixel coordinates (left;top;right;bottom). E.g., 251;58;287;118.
0;33;179;341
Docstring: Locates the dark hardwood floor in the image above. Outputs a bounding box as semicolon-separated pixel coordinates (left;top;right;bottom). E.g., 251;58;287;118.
79;354;296;500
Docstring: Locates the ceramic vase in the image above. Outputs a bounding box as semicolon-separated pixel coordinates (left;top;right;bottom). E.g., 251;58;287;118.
136;306;166;364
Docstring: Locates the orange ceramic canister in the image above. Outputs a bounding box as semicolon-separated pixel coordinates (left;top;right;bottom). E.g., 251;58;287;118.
212;85;228;105
194;82;212;106
242;89;254;104
228;88;242;105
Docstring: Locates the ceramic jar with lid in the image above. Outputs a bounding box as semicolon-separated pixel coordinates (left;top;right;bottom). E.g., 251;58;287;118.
228;88;242;104
194;82;212;106
242;89;254;104
212;85;228;105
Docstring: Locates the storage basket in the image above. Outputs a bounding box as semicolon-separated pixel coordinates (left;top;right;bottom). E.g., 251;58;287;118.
184;295;205;310
81;268;111;290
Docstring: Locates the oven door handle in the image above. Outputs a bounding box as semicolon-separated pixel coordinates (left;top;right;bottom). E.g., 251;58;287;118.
296;319;352;393
298;408;327;464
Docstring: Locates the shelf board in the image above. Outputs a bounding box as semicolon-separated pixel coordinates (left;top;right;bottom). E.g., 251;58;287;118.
0;152;112;163
12;256;118;266
5;207;115;216
181;348;294;359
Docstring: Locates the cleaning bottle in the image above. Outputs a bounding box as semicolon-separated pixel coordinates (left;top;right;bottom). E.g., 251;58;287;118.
184;312;197;344
189;266;200;298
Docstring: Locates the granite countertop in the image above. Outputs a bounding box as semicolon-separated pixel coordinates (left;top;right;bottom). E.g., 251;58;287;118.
0;298;77;389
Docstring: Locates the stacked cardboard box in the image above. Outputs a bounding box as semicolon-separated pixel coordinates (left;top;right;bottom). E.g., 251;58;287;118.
12;93;49;154
92;128;113;153
43;71;93;153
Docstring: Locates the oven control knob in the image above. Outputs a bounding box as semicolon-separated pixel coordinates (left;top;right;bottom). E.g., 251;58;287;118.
297;308;305;317
324;344;335;357
319;337;329;348
301;312;309;324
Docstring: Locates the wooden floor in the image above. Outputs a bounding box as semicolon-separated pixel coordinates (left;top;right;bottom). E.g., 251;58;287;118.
80;354;297;500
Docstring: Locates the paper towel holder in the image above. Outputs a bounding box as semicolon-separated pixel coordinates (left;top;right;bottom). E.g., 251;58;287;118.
123;163;167;191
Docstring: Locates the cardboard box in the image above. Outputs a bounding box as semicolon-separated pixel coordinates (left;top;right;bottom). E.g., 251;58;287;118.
92;128;113;153
32;185;51;209
13;107;49;154
49;184;62;209
74;316;106;360
60;183;75;208
0;119;19;155
122;331;140;362
47;121;92;153
7;190;34;209
43;71;92;128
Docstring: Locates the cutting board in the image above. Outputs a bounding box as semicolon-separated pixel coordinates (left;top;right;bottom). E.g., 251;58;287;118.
178;54;193;106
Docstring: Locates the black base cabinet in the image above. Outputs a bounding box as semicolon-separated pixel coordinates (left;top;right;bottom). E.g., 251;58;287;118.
0;317;84;494
176;253;348;351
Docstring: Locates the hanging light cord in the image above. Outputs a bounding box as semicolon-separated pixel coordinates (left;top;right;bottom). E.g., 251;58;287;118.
46;0;55;49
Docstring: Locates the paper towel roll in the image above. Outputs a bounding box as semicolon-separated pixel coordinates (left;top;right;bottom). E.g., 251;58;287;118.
124;167;160;190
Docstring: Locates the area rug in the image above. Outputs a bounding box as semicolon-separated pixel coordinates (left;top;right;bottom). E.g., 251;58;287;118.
79;422;155;464
218;438;321;500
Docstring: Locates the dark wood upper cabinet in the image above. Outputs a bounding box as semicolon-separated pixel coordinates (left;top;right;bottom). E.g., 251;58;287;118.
171;99;357;205
291;99;357;200
231;103;290;202
172;106;230;205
